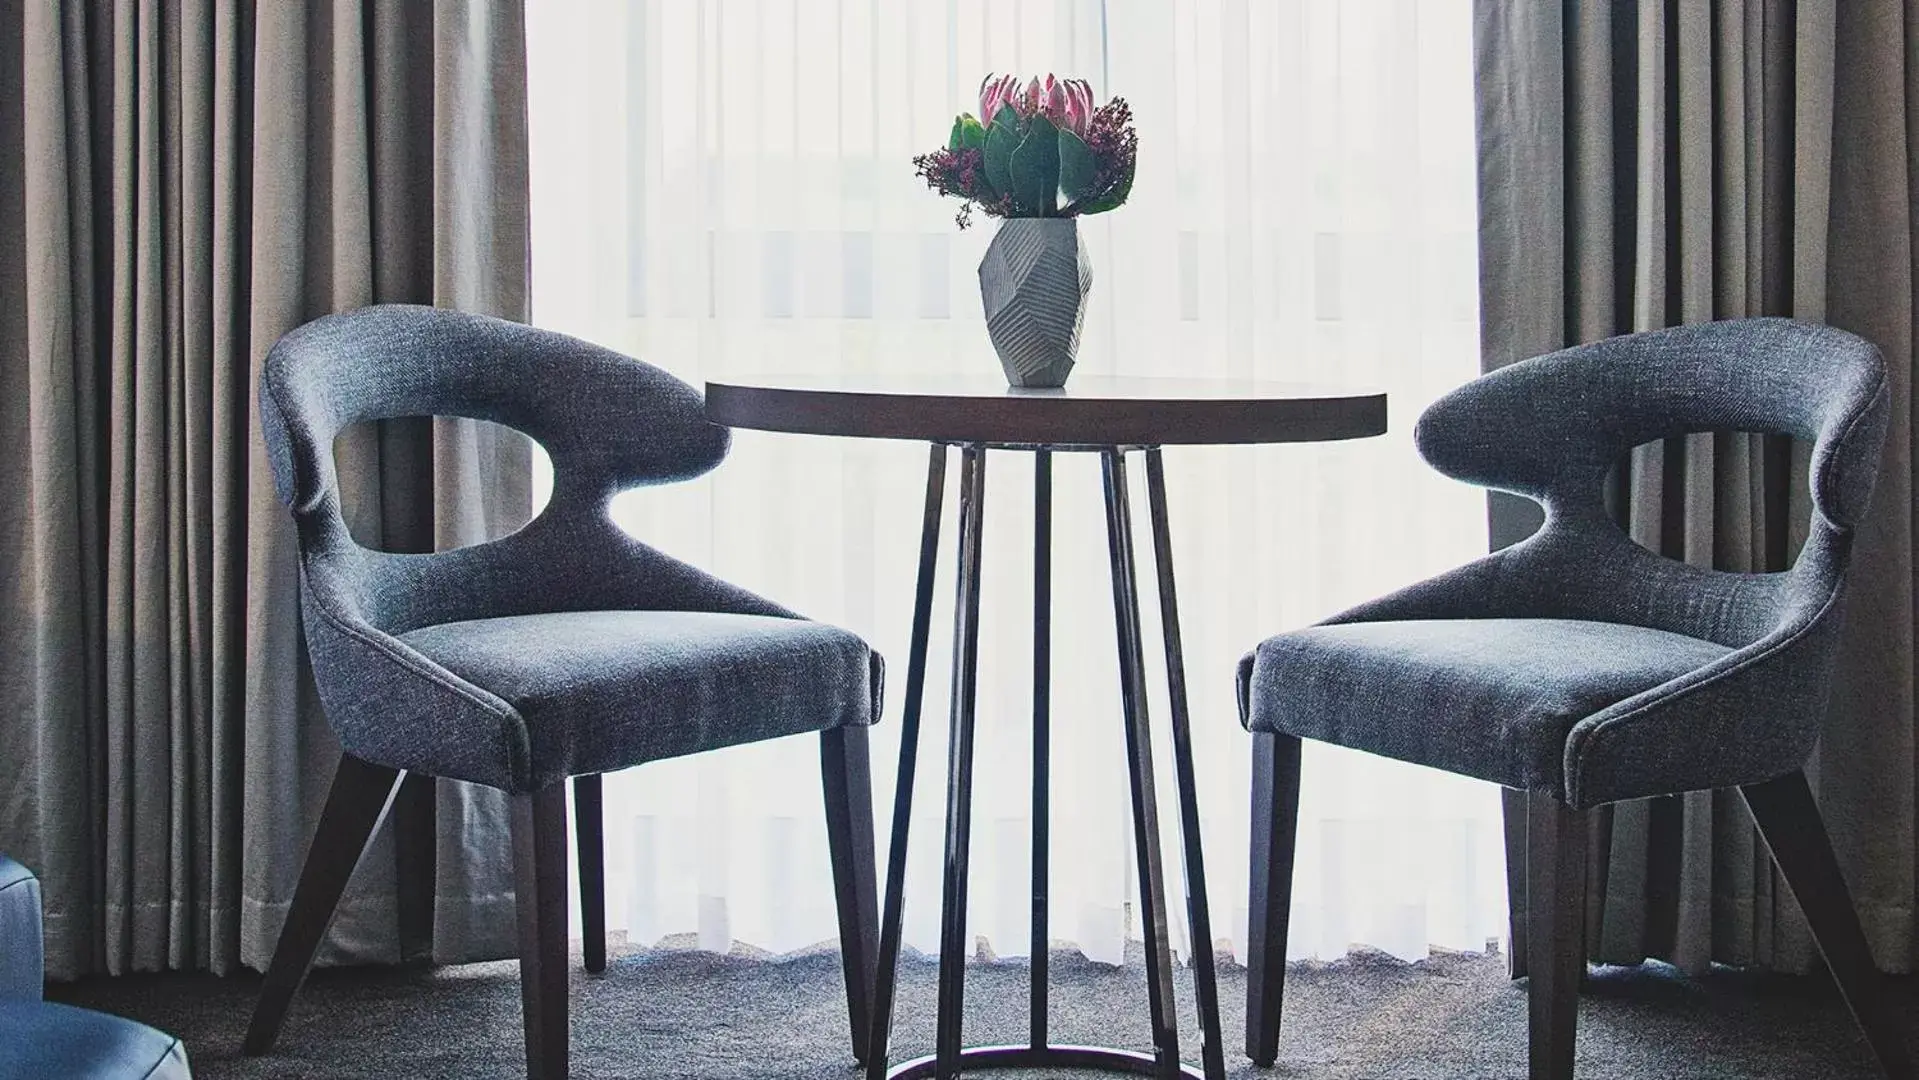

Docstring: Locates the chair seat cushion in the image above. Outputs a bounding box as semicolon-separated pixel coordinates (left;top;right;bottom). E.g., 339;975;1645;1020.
1239;618;1733;794
399;610;880;789
0;1000;190;1079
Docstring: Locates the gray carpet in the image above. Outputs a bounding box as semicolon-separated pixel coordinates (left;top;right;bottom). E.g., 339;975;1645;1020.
49;938;1898;1078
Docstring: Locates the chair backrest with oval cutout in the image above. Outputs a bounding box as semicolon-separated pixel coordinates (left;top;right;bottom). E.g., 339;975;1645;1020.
260;304;731;635
1413;317;1888;650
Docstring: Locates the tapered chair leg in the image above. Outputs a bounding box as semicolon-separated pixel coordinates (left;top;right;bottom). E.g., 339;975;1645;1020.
393;772;439;964
1742;770;1914;1079
1502;788;1530;978
243;754;404;1056
512;784;572;1080
1246;731;1302;1066
573;775;607;974
822;725;881;1065
1526;792;1590;1080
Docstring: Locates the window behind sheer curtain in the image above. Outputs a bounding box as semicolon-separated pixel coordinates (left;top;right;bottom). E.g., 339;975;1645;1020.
526;0;1502;965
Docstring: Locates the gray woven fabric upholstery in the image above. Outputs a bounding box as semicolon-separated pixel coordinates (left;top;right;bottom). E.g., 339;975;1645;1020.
399;612;877;789
261;305;882;793
1240;318;1888;808
1245;619;1733;796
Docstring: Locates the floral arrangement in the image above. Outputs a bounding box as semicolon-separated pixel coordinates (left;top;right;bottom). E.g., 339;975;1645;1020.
913;73;1138;228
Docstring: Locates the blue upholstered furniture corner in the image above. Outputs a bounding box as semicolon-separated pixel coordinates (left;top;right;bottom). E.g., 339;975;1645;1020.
0;853;192;1078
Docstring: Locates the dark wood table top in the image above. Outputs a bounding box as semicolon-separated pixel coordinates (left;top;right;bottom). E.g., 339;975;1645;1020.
704;373;1387;447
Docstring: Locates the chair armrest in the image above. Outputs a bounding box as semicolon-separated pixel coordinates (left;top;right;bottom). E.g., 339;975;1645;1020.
0;854;44;1002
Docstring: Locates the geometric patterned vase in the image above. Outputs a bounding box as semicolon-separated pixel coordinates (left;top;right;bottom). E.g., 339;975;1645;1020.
978;217;1095;388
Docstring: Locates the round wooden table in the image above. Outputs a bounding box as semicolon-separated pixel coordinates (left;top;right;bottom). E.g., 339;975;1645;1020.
706;375;1387;1080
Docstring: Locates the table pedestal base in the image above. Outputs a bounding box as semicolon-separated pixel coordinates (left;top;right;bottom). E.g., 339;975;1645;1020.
867;443;1226;1080
887;1044;1207;1079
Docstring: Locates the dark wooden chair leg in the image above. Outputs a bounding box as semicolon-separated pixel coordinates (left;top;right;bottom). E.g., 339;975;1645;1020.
822;725;880;1066
1502;787;1530;978
1246;731;1302;1066
573;774;607;974
243;754;404;1056
1741;769;1914;1079
1526;791;1590;1080
512;784;572;1080
392;772;439;965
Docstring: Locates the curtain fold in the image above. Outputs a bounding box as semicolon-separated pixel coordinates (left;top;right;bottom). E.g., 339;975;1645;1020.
1475;0;1916;975
0;0;531;978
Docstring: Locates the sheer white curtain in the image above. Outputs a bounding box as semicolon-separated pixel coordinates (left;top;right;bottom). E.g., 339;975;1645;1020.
525;0;1501;967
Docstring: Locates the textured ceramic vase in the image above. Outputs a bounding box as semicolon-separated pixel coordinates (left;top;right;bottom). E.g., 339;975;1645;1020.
978;217;1094;388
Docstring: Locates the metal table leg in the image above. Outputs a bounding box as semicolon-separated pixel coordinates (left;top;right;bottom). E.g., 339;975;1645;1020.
1101;448;1183;1079
866;444;950;1079
1144;448;1227;1078
1030;450;1052;1050
934;446;990;1076
874;444;1221;1080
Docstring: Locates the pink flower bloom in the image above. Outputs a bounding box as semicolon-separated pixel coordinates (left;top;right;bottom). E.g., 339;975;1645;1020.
976;73;1103;131
977;72;1010;122
1057;79;1093;135
1044;75;1067;121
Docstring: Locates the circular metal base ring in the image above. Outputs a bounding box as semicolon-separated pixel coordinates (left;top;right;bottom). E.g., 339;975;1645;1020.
886;1043;1205;1078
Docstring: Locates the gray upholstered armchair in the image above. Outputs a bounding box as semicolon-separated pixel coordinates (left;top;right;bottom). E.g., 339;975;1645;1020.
246;305;883;1079
1237;319;1909;1078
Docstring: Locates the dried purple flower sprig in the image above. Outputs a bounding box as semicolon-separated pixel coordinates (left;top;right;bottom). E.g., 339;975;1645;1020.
913;73;1138;229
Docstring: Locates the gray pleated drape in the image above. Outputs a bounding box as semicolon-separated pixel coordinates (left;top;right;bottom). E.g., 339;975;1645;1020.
0;0;532;978
1476;1;1915;975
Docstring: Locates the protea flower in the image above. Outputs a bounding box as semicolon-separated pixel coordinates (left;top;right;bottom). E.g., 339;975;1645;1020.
1046;78;1093;135
1044;75;1066;118
921;73;1138;227
979;73;1020;123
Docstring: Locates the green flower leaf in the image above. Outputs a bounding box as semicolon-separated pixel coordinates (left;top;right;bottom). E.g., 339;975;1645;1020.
991;104;1021;131
959;115;987;151
948;115;966;151
1057;128;1098;201
1074;153;1135;216
1010;115;1060;216
984;120;1019;203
